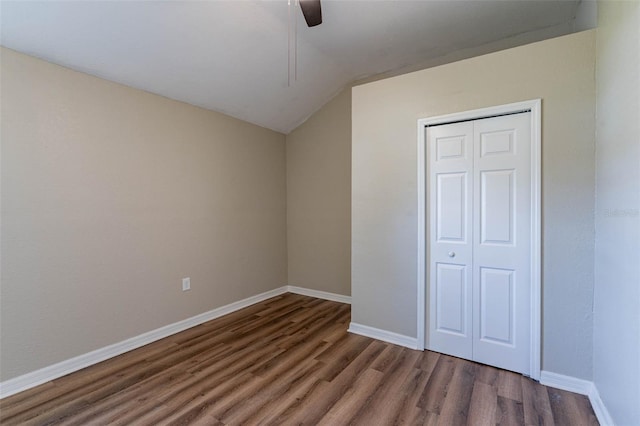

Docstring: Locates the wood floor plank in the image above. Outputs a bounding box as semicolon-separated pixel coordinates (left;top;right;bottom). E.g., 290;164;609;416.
0;293;599;426
521;375;554;426
467;381;498;426
114;367;256;424
437;358;479;425
314;333;375;382
160;372;264;425
393;367;437;425
475;363;500;387
56;369;192;426
275;303;350;351
496;395;526;425
270;340;386;425
318;319;351;343
497;368;524;402
548;387;599;426
417;354;457;412
0;338;180;422
370;344;404;373
413;348;440;374
407;408;440;426
217;357;326;424
260;376;327;425
229;359;325;425
4;361;169;425
269;304;348;351
345;348;421;425
316;368;384;425
153;344;284;406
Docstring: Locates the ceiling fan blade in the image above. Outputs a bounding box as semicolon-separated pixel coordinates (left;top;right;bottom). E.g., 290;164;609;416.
299;0;322;27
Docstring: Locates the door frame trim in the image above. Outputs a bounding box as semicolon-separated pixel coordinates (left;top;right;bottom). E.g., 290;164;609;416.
416;99;541;380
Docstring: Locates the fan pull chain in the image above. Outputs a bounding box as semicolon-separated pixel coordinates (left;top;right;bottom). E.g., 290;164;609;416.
287;0;298;87
295;0;298;82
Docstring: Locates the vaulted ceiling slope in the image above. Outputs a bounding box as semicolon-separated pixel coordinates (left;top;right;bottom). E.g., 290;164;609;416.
1;1;591;134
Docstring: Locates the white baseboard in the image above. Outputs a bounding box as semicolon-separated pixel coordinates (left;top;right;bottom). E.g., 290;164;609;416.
540;370;593;394
588;384;615;426
0;286;289;399
287;285;351;304
348;322;419;350
540;371;614;425
0;285;353;399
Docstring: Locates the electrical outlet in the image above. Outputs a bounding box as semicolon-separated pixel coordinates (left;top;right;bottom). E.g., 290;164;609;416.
182;277;191;291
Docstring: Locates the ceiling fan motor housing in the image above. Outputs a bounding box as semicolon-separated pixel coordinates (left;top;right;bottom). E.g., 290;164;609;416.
299;0;322;27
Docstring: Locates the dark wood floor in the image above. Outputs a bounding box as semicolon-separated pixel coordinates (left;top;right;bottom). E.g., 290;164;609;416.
0;293;598;425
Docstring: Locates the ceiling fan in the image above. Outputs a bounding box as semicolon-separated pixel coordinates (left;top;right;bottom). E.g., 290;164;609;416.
298;0;322;27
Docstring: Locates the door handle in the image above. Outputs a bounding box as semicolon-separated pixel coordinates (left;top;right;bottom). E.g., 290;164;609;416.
448;251;456;258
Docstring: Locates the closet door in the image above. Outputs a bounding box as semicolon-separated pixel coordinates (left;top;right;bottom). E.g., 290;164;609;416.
472;113;531;374
427;122;474;360
427;112;531;375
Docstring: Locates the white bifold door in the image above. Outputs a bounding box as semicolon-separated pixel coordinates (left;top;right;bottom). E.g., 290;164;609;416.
427;112;531;375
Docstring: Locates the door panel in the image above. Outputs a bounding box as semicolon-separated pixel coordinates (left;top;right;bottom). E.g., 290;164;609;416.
435;263;467;335
428;122;473;360
480;169;515;245
480;129;515;157
479;267;514;345
436;136;466;160
437;172;467;242
472;113;531;374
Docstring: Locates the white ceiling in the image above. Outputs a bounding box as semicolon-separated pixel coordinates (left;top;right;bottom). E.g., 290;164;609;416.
1;0;585;134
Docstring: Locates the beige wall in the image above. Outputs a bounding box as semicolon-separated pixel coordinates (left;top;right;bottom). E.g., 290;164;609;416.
352;31;596;379
286;89;351;296
593;1;640;423
0;48;287;381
